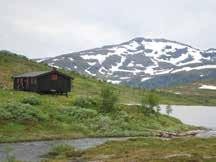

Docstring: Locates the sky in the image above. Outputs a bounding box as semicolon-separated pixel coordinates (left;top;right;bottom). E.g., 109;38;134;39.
0;0;215;58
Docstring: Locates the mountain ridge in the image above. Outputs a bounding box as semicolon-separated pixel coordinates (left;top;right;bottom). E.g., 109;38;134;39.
35;37;216;88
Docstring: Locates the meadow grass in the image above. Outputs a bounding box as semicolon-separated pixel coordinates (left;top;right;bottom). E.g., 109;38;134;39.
43;137;216;162
81;137;216;162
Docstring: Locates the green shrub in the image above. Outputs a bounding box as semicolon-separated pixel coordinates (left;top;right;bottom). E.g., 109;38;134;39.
141;92;160;115
58;106;98;121
21;96;41;105
97;116;112;131
0;82;3;89
0;102;46;122
118;110;129;122
73;96;99;108
48;144;82;158
100;86;118;113
49;144;74;155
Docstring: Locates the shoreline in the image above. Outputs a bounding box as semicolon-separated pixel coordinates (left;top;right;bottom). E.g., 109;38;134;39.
0;129;210;144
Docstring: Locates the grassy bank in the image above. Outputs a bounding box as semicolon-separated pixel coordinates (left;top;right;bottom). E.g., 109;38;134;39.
45;138;216;162
0;90;193;143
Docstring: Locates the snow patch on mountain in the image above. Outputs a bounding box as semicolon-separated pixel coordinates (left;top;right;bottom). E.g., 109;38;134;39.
199;85;216;90
123;41;140;50
172;65;216;73
141;77;152;82
107;80;121;84
35;37;216;88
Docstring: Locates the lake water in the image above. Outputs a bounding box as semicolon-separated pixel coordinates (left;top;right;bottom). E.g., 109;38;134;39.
0;105;216;161
160;105;216;129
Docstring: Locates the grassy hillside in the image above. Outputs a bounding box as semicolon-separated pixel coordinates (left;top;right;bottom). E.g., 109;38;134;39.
1;50;216;106
0;51;49;88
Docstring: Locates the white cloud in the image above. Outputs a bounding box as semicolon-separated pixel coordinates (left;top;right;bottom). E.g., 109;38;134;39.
0;0;215;58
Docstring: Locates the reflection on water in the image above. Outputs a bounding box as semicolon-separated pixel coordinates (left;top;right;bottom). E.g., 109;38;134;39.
160;105;216;129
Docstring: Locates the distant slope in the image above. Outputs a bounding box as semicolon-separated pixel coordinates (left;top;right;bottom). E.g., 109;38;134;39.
159;79;216;105
36;37;216;88
161;80;216;97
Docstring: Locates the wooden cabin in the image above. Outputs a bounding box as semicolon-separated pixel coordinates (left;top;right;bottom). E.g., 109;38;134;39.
13;68;73;95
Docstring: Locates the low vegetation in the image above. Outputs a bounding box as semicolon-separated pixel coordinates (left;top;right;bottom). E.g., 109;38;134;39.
83;138;216;162
73;96;99;108
3;137;216;162
0;102;45;122
141;92;160;114
0;88;194;143
43;138;216;162
47;144;82;159
100;85;119;113
21;96;41;105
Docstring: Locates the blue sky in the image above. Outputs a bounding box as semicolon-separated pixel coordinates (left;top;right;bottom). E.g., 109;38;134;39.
0;0;215;58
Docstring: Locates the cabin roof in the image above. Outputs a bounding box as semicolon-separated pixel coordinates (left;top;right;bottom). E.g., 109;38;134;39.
13;70;73;79
13;71;49;78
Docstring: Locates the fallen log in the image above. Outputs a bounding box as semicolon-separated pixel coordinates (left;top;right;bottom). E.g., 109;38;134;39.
157;130;202;138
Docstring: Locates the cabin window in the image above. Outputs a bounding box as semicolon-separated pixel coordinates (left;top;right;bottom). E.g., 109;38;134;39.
26;78;29;88
20;78;23;85
51;74;58;80
34;78;37;84
31;78;34;84
16;79;20;89
30;78;37;85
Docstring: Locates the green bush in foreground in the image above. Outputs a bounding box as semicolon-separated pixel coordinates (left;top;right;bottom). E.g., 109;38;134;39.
73;96;99;108
141;92;160;115
100;86;118;113
0;102;46;122
58;106;98;121
21;96;41;105
48;144;82;158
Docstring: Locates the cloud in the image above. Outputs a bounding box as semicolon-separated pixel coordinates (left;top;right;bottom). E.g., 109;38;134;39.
0;0;215;58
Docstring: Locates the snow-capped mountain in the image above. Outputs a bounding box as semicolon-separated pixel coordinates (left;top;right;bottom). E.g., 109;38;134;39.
36;37;216;88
